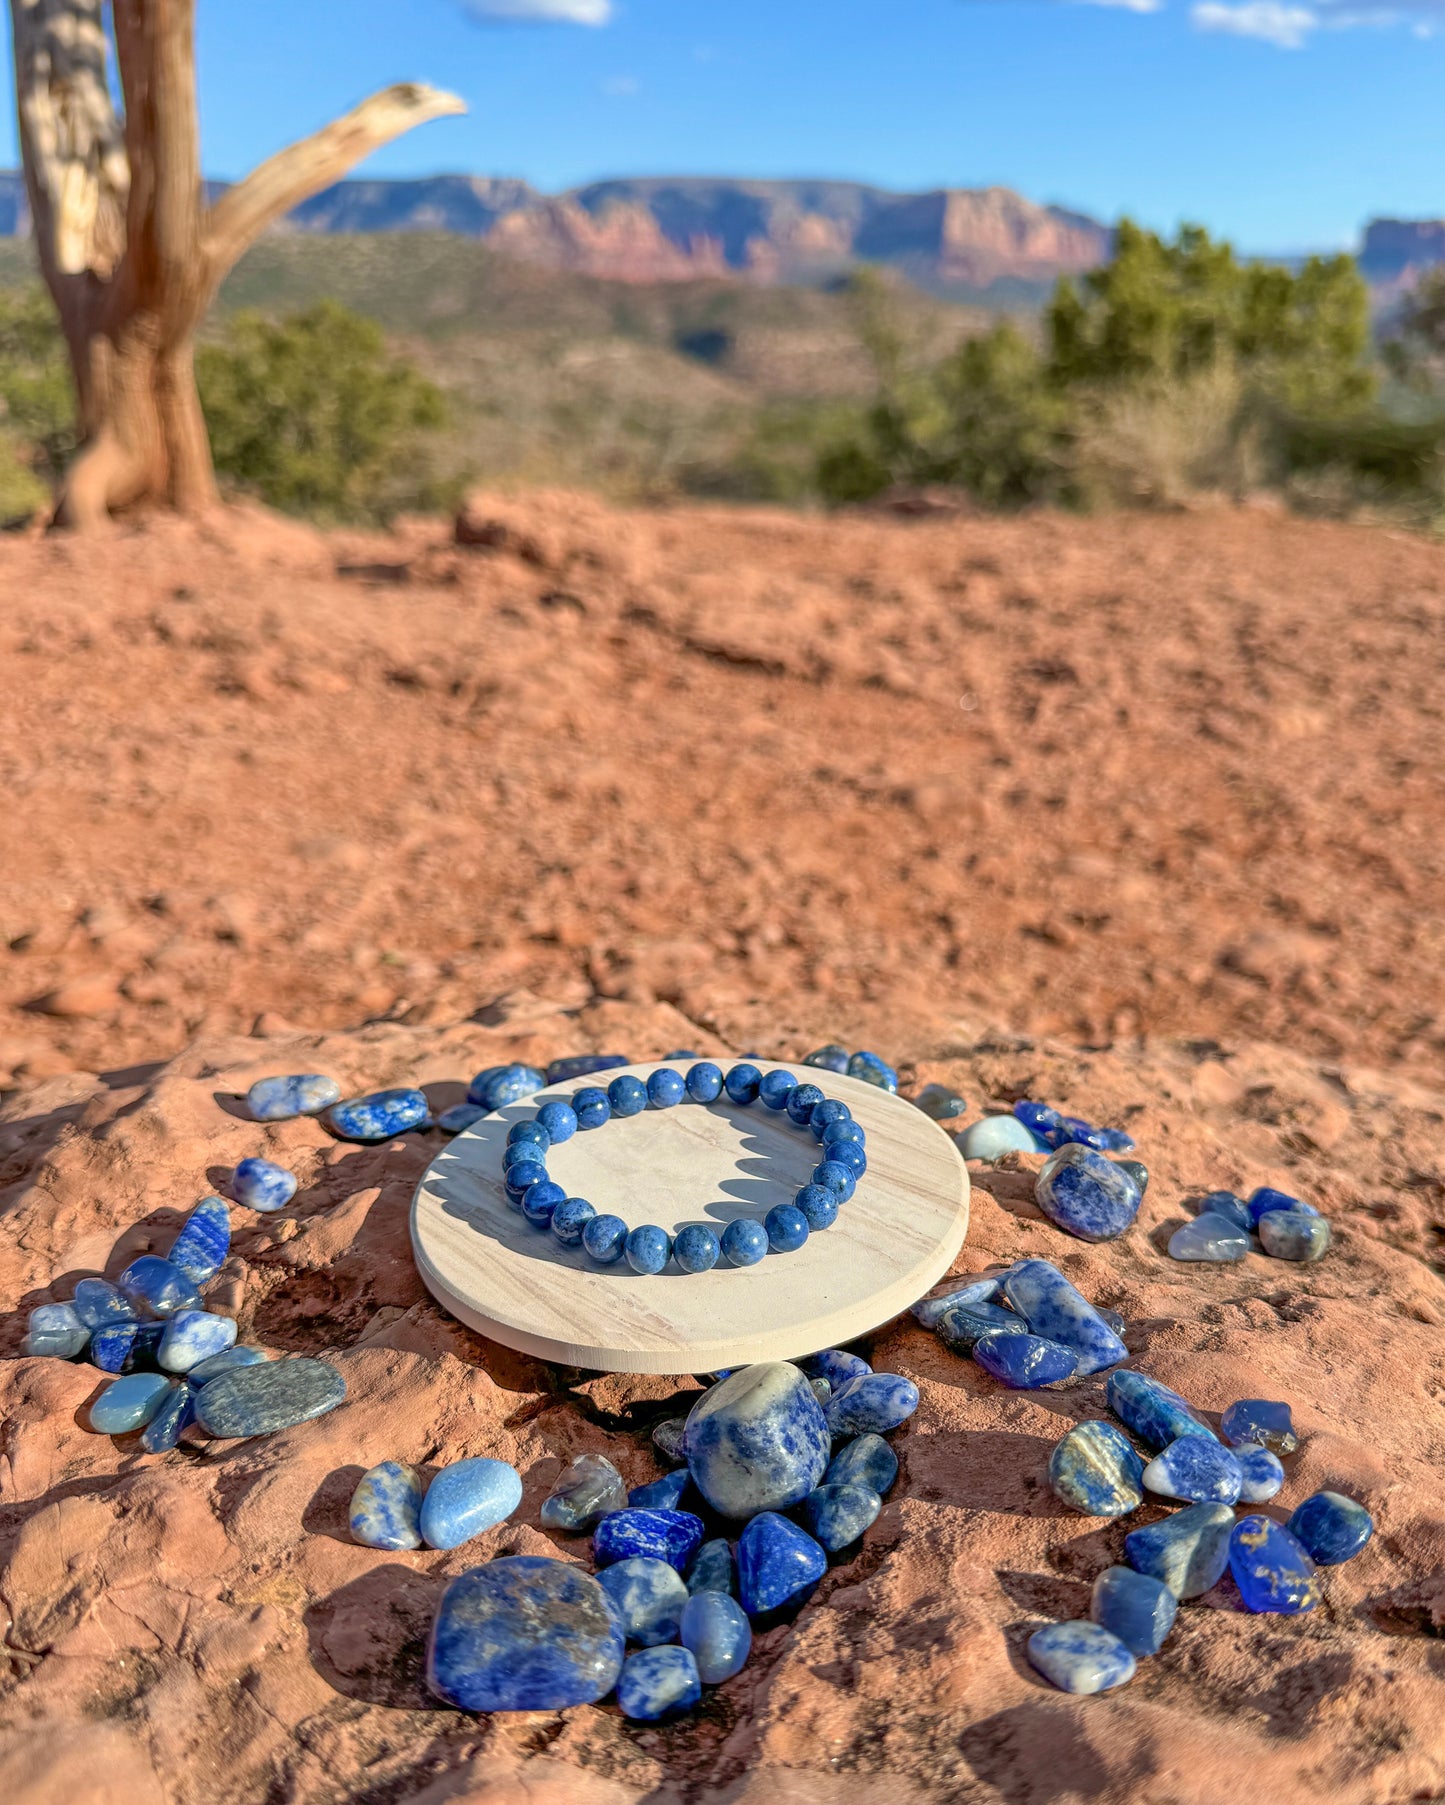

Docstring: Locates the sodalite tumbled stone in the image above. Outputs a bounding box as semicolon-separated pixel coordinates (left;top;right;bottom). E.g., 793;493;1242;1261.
800;1482;881;1551
350;1461;425;1550
158;1309;237;1374
1236;1445;1286;1502
91;1320;164;1373
1048;1420;1145;1516
246;1074;340;1121
540;1453;628;1531
738;1512;828;1615
802;1045;849;1074
959;1115;1040;1160
973;1332;1078;1389
1002;1260;1127;1376
166;1196;230;1285
118;1255;201;1319
593;1509;705;1571
686;1539;735;1596
847;1050;897;1091
825;1373;918;1436
684;1363;830;1519
1288;1491;1373;1565
937;1301;1026;1352
1230;1514;1322;1613
22;1302;89;1359
428;1556;625;1712
420;1458;523;1549
1142;1436;1242;1504
1035;1145;1142;1243
911;1276;1003;1331
1168;1214;1251;1262
1027;1621;1136;1695
826;1433;898;1497
1220;1397;1297;1454
72;1278;136;1331
91;1372;174;1434
193;1356;346;1438
1247;1185;1315;1226
327;1088;429;1141
1125;1501;1235;1598
1196;1190;1251;1232
231;1158;297;1213
681;1591;751;1683
467;1063;546;1108
1258;1211;1331;1262
1106;1370;1216;1451
628;1469;692;1512
801;1349;871;1390
596;1557;689;1644
1091;1565;1177;1657
141;1380;196;1453
617;1645;701;1720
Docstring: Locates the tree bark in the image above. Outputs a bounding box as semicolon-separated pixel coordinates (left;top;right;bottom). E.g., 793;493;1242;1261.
7;0;464;527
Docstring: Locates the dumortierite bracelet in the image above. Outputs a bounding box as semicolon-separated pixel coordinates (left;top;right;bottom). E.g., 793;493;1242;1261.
501;1063;868;1275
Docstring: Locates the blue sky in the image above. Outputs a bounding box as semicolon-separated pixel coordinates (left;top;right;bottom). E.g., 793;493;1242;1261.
1;0;1440;253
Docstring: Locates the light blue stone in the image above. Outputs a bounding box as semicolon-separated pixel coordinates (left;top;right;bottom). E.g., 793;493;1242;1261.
1237;1445;1286;1502
550;1197;596;1246
1258;1211;1331;1262
1247;1185;1317;1227
539;1453;627;1531
593;1508;705;1570
1196;1190;1251;1233
192;1357;346;1437
427;1556;624;1712
1168;1214;1250;1262
1142;1436;1242;1504
72;1277;137;1331
680;1591;751;1683
468;1063;546;1109
737;1512;828;1616
1035;1145;1142;1243
246;1074;340;1121
188;1345;269;1385
625;1225;672;1274
350;1460;425;1550
582;1213;628;1264
1230;1514;1322;1613
1106;1370;1217;1451
973;1332;1078;1389
1219;1398;1297;1453
166;1196;231;1286
802;1045;849;1074
911;1276;1004;1330
90;1372;174;1434
420;1457;523;1549
801;1350;871;1390
140;1380;196;1453
327;1088;430;1141
1027;1621;1135;1695
936;1301;1027;1351
1048;1420;1146;1516
720;1217;768;1267
91;1321;163;1373
825;1433;897;1497
158;1310;237;1374
847;1050;897;1092
22;1303;89;1359
117;1255;201;1319
1090;1566;1177;1657
438;1102;486;1134
628;1470;692;1511
959;1116;1040;1160
1288;1491;1373;1565
596;1557;688;1644
824;1373;918;1435
685;1363;830;1518
546;1054;628;1086
231;1157;297;1213
799;1482;881;1552
1124;1501;1235;1598
1002;1260;1127;1376
685;1538;735;1596
617;1645;701;1720
674;1224;721;1273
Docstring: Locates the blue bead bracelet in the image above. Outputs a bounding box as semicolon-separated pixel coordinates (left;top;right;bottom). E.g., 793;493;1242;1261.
501;1063;868;1275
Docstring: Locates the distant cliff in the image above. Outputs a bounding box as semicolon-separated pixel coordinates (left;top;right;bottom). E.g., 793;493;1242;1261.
1358;217;1445;295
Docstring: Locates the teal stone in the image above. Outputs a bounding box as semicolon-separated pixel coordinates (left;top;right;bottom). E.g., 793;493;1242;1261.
959;1116;1041;1160
90;1372;174;1434
616;1645;701;1720
158;1310;237;1374
596;1556;688;1645
1124;1501;1235;1598
192;1356;346;1438
1106;1370;1216;1452
1048;1420;1145;1516
1027;1621;1135;1695
799;1481;881;1551
420;1457;523;1549
1168;1214;1251;1262
825;1433;898;1497
680;1591;751;1683
1258;1211;1331;1262
350;1461;425;1550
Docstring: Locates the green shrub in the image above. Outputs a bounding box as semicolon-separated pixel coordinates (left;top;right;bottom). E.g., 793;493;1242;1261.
0;286;75;510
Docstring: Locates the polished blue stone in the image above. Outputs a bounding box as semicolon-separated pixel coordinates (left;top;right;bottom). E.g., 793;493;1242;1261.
765;1204;809;1253
188;1345;269;1385
959;1115;1041;1160
674;1224;721;1273
724;1063;762;1104
607;1074;649;1117
1220;1398;1297;1454
550;1197;596;1247
541;1454;628;1531
192;1356;346;1437
847;1050;897;1092
91;1371;174;1433
913;1083;967;1121
1247;1185;1317;1227
826;1140;867;1177
1196;1190;1251;1232
721;1217;768;1266
809;1099;851;1142
420;1457;523;1549
758;1069;798;1110
1002;1260;1127;1376
685;1362;830;1516
246;1074;340;1121
737;1512;828;1616
647;1068;686;1108
22;1303;89;1359
686;1538;735;1595
505;1160;548;1206
628;1469;692;1512
1258;1211;1331;1261
1168;1214;1250;1262
547;1054;630;1085
597;1557;688;1644
438;1102;487;1134
328;1088;429;1141
427;1556;624;1712
167;1196;231;1285
118;1255;201;1319
912;1276;1004;1330
1090;1566;1177;1657
158;1310;237;1374
1027;1621;1136;1694
508;1118;551;1150
793;1185;840;1231
974;1332;1078;1388
72;1278;137;1331
1035;1145;1142;1242
1230;1514;1322;1612
504;1135;548;1171
936;1301;1026;1351
680;1591;751;1683
685;1061;724;1102
350;1460;425;1549
1095;1127;1137;1153
140;1380;196;1453
91;1320;164;1373
626;1225;672;1274
787;1081;826;1125
800;1481;881;1551
468;1063;546;1109
825;1373;918;1435
802;1045;850;1074
1058;1116;1111;1151
617;1645;701;1720
663;1049;702;1060
1125;1501;1235;1598
1107;1370;1216;1451
572;1086;611;1129
593;1508;705;1570
821;1117;866;1151
1114;1159;1149;1197
825;1432;897;1495
582;1213;628;1264
1237;1446;1286;1502
1013;1100;1069;1148
802;1350;870;1391
1143;1436;1242;1504
1048;1420;1146;1516
232;1157;297;1213
536;1099;578;1144
521;1179;566;1228
811;1160;857;1200
1288;1491;1373;1564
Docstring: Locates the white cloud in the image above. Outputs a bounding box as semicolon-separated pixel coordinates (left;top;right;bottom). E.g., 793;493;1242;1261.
1191;0;1319;43
462;0;612;24
1075;0;1163;11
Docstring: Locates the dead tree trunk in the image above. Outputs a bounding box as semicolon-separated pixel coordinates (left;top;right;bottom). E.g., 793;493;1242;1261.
7;0;463;527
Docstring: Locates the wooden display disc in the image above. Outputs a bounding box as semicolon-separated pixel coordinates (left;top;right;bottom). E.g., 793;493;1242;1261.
410;1061;969;1374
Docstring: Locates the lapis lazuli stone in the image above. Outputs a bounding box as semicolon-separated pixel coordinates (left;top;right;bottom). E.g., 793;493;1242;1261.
188;1345;269;1385
546;1054;628;1086
468;1063;546;1109
802;1045;849;1074
686;1062;724;1103
246;1074;340;1121
724;1062;763;1104
911;1276;1004;1330
1143;1436;1242;1504
1048;1420;1145;1516
1106;1370;1216;1451
539;1454;627;1531
737;1512;827;1616
1258;1211;1331;1262
1168;1214;1250;1262
1247;1185;1314;1226
166;1196;231;1286
811;1160;856;1200
721;1217;768;1266
1095;1127;1137;1153
536;1099;578;1143
617;1645;701;1720
438;1102;487;1134
1236;1445;1286;1502
847;1050;897;1091
420;1457;523;1549
1287;1491;1373;1565
427;1556;625;1712
1124;1501;1235;1598
22;1302;89;1359
648;1068;686;1109
192;1356;346;1438
825;1373;918;1435
550;1197;596;1246
1058;1116;1111;1151
628;1469;692;1512
593;1509;705;1570
232;1157;297;1213
607;1074;649;1117
1196;1190;1251;1233
684;1363;830;1518
350;1461;425;1549
1035;1145;1142;1243
72;1277;136;1331
118;1255;202;1320
758;1069;798;1110
802;1349;871;1390
936;1300;1026;1352
826;1433;897;1497
793;1185;839;1231
680;1591;751;1683
1090;1566;1177;1657
582;1213;628;1263
686;1538;735;1596
625;1225;672;1274
597;1557;688;1645
328;1088;429;1141
674;1224;721;1273
158;1309;237;1374
1230;1514;1322;1613
1027;1621;1135;1695
90;1371;174;1434
973;1332;1078;1389
959;1115;1040;1160
1002;1260;1127;1376
572;1085;611;1129
140;1380;196;1453
91;1320;164;1373
800;1481;881;1552
765;1204;809;1253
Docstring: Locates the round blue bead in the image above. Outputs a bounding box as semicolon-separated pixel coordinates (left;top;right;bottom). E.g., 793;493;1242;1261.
809;1099;852;1142
507;1119;551;1150
505;1158;548;1202
826;1141;867;1177
793;1185;839;1231
551;1198;596;1246
758;1070;798;1111
608;1075;649;1117
674;1224;721;1273
522;1179;567;1228
765;1204;810;1253
537;1100;578;1144
786;1082;825;1126
812;1160;856;1201
504;1138;548;1170
721;1218;769;1267
685;1062;724;1102
821;1118;866;1150
626;1225;672;1274
573;1087;611;1130
723;1063;762;1105
582;1213;629;1264
647;1069;685;1109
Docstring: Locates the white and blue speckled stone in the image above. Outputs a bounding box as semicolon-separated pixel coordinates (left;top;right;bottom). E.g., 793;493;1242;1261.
1002;1260;1127;1376
1027;1620;1136;1694
684;1363;830;1520
350;1461;426;1550
22;1302;89;1358
246;1075;341;1121
596;1557;689;1646
158;1309;237;1374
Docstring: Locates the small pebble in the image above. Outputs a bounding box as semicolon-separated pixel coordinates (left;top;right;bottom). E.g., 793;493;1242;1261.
680;1591;751;1683
1287;1491;1373;1565
1258;1211;1331;1262
597;1557;689;1644
847;1050;897;1091
420;1457;523;1549
157;1309;237;1374
825;1433;897;1497
1236;1445;1286;1503
1106;1369;1216;1451
193;1356;346;1438
802;1045;849;1074
959;1115;1040;1160
1003;1259;1126;1376
1091;1566;1177;1657
1035;1145;1142;1242
1125;1501;1235;1598
1114;1158;1149;1196
22;1302;89;1359
737;1511;827;1615
685;1538;735;1596
140;1380;196;1453
973;1332;1078;1389
651;1417;688;1465
540;1453;628;1531
808;1376;832;1405
1048;1420;1145;1516
1219;1397;1296;1453
616;1645;701;1720
593;1508;705;1571
468;1063;546;1109
1195;1190;1251;1232
117;1255;201;1319
1142;1436;1243;1505
350;1461;425;1549
799;1482;881;1552
91;1321;163;1373
911;1276;1002;1330
1027;1621;1136;1695
936;1301;1026;1352
1168;1214;1251;1262
801;1349;871;1390
327;1088;430;1141
246;1075;340;1121
1247;1185;1315;1227
90;1371;174;1434
914;1083;966;1121
166;1196;231;1285
824;1373;918;1435
231;1158;297;1213
1229;1514;1322;1613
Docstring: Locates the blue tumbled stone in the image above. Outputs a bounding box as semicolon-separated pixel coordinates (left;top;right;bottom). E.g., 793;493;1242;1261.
936;1300;1027;1351
72;1277;137;1331
686;1538;735;1596
652;1418;687;1463
438;1102;487;1134
663;1049;702;1060
801;1349;871;1390
22;1302;89;1359
1258;1211;1331;1262
1090;1566;1177;1657
90;1371;174;1434
1237;1445;1286;1502
1230;1514;1322;1613
685;1061;724;1102
674;1224;721;1273
1168;1213;1251;1262
1106;1370;1216;1451
787;1081;826;1125
625;1224;672;1274
246;1074;340;1121
118;1255;202;1320
607;1074;649;1117
188;1345;269;1384
350;1460;425;1549
91;1320;164;1373
1048;1420;1145;1516
572;1085;611;1129
628;1469;692;1512
1219;1397;1297;1453
724;1062;762;1104
1027;1620;1135;1694
911;1276;1004;1330
647;1068;686;1109
685;1363;830;1518
1115;1158;1149;1196
166;1196;231;1285
1247;1185;1317;1227
913;1082;967;1121
582;1213;628;1264
1125;1501;1235;1598
1196;1190;1251;1233
737;1512;827;1616
1035;1145;1142;1243
799;1481;881;1552
469;1063;546;1109
192;1356;346;1437
765;1204;809;1253
826;1433;897;1496
1095;1126;1136;1153
427;1556;624;1712
328;1088;429;1141
158;1309;237;1374
824;1373;918;1435
1013;1100;1068;1149
522;1179;566;1227
847;1050;897;1091
959;1115;1040;1160
721;1217;768;1266
420;1457;523;1550
536;1099;578;1144
593;1508;705;1570
541;1453;628;1530
1003;1259;1127;1376
550;1197;596;1246
802;1045;849;1074
1288;1491;1373;1565
1143;1436;1242;1504
140;1380;196;1453
758;1069;798;1110
232;1157;297;1213
973;1332;1078;1389
546;1054;629;1086
617;1645;701;1720
680;1591;751;1683
597;1557;689;1645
